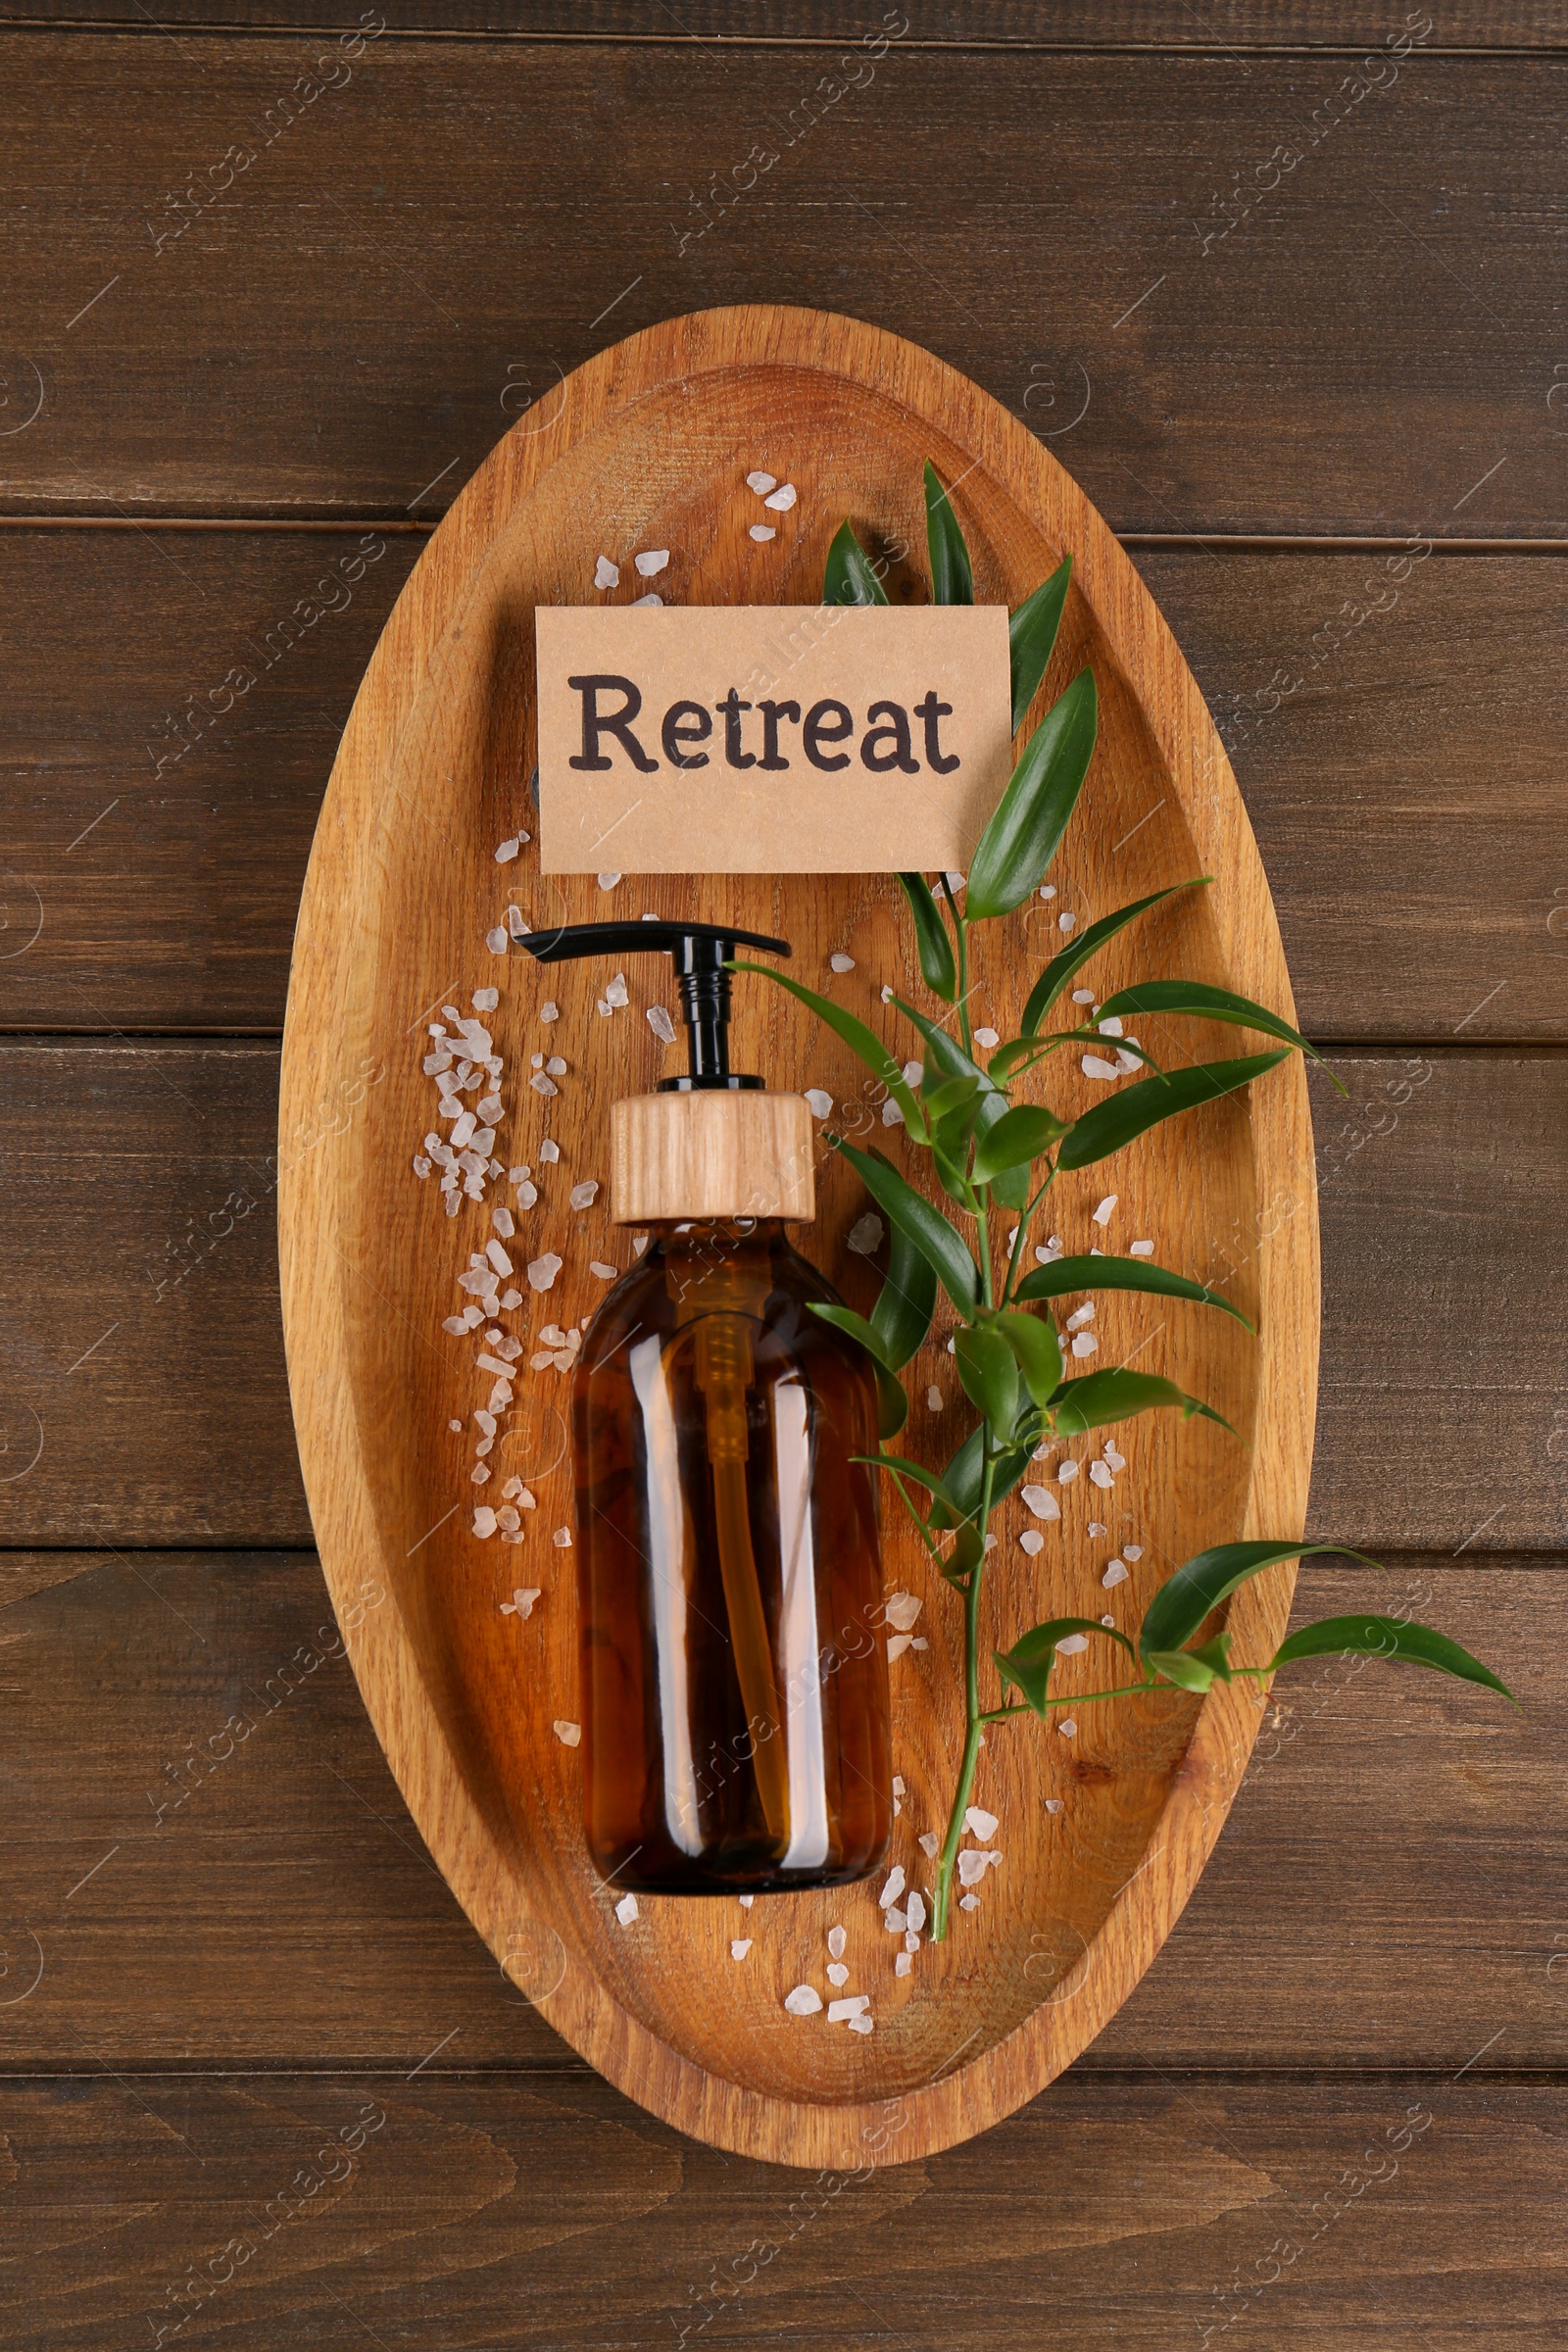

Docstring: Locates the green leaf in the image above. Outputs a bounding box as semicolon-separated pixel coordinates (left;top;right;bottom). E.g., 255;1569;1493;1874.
928;1421;1038;1531
894;994;993;1091
943;1521;985;1588
1008;557;1072;735
1013;1252;1253;1332
924;460;973;606
871;1223;938;1370
1138;1541;1381;1661
969;1102;1066;1187
732;961;924;1132
808;1303;906;1438
956;1324;1018;1429
1187;1632;1235;1682
1271;1615;1515;1702
994;1615;1136;1716
865;1452;960;1514
834;1138;981;1315
1095;979;1330;1073
1143;1647;1217;1693
997;1310;1063;1409
823;518;889;607
965;668;1099;920
1049;1368;1234;1440
898;873;957;1002
924;1071;983;1127
1014;881;1210;1042
1056;1051;1289;1173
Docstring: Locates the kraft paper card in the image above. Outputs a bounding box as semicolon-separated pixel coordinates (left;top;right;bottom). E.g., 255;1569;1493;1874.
536;604;1012;874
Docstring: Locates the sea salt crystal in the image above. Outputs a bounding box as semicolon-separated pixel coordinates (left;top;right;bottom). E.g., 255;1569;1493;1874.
1072;988;1094;1004
1092;1194;1118;1224
492;1207;515;1239
514;1180;538;1209
1124;1544;1144;1560
442;1315;468;1335
589;1260;618;1279
973;1026;1000;1049
746;469;777;494
881;1098;904;1127
847;1212;883;1255
887;1635;913;1662
635;549;669;576
1067;1303;1096;1330
1088;1521;1107;1538
528;1252;563;1292
731;1938;752;1960
1019;1484;1059;1521
597;871;621;890
906;1891;927;1931
784;1984;822;2016
554;1719;581;1745
896;1951;912;1977
594;556;619;589
1057;1459;1079;1483
827;1925;847;1959
605;972;628;1007
1019;1530;1046;1556
648;1005;677;1045
749;523;776;542
569;1179;599;1210
829;952;856;972
486;1240;514;1277
1058;1718;1077;1739
826;1961;849;1986
539;1139;560;1163
957;1851;992;1887
472;1506;498;1538
764;482;798;511
804;1088;832;1118
1039;884;1056;901
1102;1559;1130;1588
878;1865;906;1908
739;1893;755;1908
1089;1459;1113;1488
539;1002;559;1027
884;1908;907;1934
965;1807;999;1841
507;906;529;940
530;1073;559;1097
1130;1239;1155;1257
553;1527;572;1548
1058;911;1077;933
926;1385;943;1410
1098;1015;1124;1039
1056;1634;1089;1657
451;1110;477;1150
884;1592;922;1632
1082;1054;1121;1081
615;1892;638;1926
633;592;662;607
1045;1797;1064;1815
486;926;508;955
494;840;520;864
827;1994;869;2024
918;1832;940;1857
1035;1242;1062;1264
414;1155;432;1179
1072;1333;1099;1358
959;1893;980;1911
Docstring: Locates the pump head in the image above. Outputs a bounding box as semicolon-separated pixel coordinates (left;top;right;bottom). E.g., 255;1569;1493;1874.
518;919;790;1092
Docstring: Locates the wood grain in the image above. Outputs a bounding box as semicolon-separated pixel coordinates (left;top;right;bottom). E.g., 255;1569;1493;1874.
0;2070;1560;2349
0;1551;1558;2073
0;1042;1557;1548
3;534;1562;1041
1;41;1562;533
277;304;1316;2162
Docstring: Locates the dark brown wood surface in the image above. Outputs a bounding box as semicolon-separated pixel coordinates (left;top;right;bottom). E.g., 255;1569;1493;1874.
2;11;1564;2342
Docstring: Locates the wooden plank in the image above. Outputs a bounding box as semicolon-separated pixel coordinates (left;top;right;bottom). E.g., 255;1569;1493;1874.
0;2066;1559;2346
1;532;1562;1041
2;40;1562;532
3;5;1562;44
0;1551;1557;2072
0;1043;1560;1547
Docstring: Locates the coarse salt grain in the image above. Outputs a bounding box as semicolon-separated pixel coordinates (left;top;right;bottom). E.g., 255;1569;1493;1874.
730;1938;752;1960
1019;1484;1059;1521
500;1586;539;1616
825;1925;847;1960
764;482;798;511
486;926;508;955
1092;1194;1118;1224
472;1506;497;1538
615;1892;638;1925
594;556;619;589
1089;1459;1113;1489
554;1719;581;1745
881;1098;904;1126
827;1994;869;2023
1020;1530;1046;1556
552;1526;572;1548
896;1951;912;1977
965;1808;999;1841
887;1635;913;1662
746;469;777;494
648;1005;677;1045
605;972;628;1007
918;1832;940;1857
973;1026;1000;1049
829;952;856;972
589;1260;618;1280
804;1088;832;1119
632;592;662;607
1056;1633;1089;1656
878;1865;906;1908
486;1240;514;1277
1046;1797;1064;1815
539;1139;560;1163
1072;986;1094;1003
1058;1718;1077;1739
1130;1239;1155;1257
749;523;776;542
1102;1559;1130;1588
847;1211;883;1255
959;1892;980;1911
784;1984;822;2016
885;1907;906;1933
957;1851;992;1887
1058;910;1077;933
635;549;669;576
597;871;621;890
1082;1054;1121;1081
884;1592;922;1632
906;1891;926;1931
1057;1459;1079;1483
1124;1544;1144;1560
926;1385;943;1410
494;839;520;863
738;1893;754;1908
530;1073;558;1097
527;1252;563;1292
1072;1333;1099;1358
507;906;529;939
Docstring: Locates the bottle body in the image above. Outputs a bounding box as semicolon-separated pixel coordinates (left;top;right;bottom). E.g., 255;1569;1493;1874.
570;1220;892;1893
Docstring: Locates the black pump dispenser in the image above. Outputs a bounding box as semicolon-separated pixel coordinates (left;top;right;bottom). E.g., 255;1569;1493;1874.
519;919;790;1092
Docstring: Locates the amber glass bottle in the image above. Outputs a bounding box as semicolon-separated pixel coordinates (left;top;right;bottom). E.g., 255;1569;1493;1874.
571;1218;892;1894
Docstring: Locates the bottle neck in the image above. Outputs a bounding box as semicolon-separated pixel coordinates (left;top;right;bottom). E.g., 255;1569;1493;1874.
648;1218;795;1320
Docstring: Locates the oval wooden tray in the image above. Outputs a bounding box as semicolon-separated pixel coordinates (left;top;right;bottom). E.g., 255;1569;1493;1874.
279;305;1318;2168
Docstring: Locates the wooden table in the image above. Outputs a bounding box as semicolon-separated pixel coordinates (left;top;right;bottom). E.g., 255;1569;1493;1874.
2;7;1563;2341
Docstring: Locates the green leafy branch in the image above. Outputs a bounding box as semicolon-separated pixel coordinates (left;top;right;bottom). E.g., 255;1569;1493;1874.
745;462;1510;1941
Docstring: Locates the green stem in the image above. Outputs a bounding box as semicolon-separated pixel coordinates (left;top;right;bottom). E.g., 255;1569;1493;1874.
1000;1162;1057;1307
976;1663;1277;1725
931;1446;996;1941
885;1466;946;1564
952;907;973;1058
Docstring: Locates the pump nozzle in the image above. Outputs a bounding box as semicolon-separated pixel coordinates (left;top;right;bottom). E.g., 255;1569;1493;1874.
518;920;789;1092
